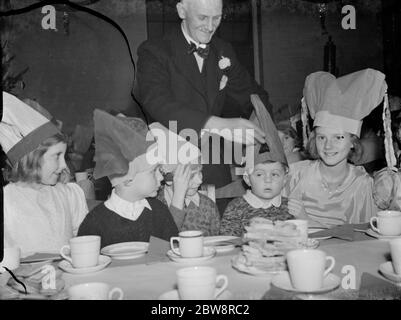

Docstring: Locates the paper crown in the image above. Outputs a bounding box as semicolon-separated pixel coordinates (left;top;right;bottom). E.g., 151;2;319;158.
0;92;60;166
303;68;387;137
93;110;201;185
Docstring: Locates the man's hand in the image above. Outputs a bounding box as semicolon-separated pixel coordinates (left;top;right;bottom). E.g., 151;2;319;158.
203;116;265;145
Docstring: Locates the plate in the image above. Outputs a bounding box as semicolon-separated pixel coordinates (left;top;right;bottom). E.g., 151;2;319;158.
365;229;401;240
231;255;286;277
308;229;332;240
271;271;341;293
166;247;216;264
101;242;149;260
158;289;233;300
379;261;401;283
58;255;111;274
203;236;240;253
21;252;62;264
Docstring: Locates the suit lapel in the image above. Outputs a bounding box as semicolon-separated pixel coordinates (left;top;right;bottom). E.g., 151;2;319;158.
204;42;221;111
171;32;208;103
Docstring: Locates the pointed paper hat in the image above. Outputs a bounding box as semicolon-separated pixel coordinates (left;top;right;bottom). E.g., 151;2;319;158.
93;109;157;185
215;94;287;199
0;91;60;166
93;110;201;186
302;68;396;169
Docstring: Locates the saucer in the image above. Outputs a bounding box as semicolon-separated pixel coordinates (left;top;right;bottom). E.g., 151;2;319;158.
166;247;216;263
379;261;401;283
158;289;232;300
203;236;240;253
101;242;149;260
231;254;286;277
58;255;111;274
271;271;341;293
365;229;401;240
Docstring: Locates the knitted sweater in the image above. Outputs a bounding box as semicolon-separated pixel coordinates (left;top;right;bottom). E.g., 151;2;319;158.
158;191;220;236
77;198;178;248
220;196;294;237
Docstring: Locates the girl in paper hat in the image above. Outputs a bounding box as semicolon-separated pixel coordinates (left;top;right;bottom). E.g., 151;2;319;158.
1;92;88;257
283;69;392;227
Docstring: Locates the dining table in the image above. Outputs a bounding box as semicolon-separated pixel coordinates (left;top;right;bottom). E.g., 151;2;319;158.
60;230;398;300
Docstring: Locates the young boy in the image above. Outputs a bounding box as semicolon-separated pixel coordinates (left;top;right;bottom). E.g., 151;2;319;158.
219;95;305;237
78;110;179;248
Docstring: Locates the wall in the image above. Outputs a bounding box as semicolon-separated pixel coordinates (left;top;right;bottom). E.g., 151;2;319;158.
9;2;147;134
260;7;384;113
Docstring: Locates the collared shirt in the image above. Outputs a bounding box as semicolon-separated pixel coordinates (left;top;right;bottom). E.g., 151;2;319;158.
181;23;206;72
163;186;201;208
242;190;282;209
104;189;152;222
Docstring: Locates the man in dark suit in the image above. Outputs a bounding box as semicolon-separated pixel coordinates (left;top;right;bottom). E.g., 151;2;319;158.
135;0;273;213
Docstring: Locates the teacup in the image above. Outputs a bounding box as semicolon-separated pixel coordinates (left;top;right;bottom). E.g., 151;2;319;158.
176;266;228;300
286;249;335;292
370;211;401;236
60;235;101;268
390;238;401;275
170;230;203;258
68;282;124;300
0;247;21;273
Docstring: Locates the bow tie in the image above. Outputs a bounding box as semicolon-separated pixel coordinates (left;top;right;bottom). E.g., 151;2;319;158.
188;42;210;59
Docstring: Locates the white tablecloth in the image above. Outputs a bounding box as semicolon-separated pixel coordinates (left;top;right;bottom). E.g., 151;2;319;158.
62;239;391;300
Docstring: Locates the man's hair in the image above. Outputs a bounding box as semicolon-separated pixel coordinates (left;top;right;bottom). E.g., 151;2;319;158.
306;129;363;164
4;133;70;184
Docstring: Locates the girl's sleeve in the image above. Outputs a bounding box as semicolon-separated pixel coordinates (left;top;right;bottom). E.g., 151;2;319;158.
283;160;310;198
373;168;400;210
66;183;89;236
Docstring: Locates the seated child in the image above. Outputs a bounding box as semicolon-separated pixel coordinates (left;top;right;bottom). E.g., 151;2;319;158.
220;160;296;237
1;92;88;257
157;163;220;236
219;94;308;237
77;110;179;248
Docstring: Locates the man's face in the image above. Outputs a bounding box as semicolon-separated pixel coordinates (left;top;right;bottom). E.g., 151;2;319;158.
177;0;223;44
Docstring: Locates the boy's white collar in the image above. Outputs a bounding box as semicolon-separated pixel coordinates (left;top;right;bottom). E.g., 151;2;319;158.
105;189;151;221
243;190;281;209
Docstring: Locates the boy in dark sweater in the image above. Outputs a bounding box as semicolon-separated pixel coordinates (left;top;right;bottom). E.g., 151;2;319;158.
78;110;179;248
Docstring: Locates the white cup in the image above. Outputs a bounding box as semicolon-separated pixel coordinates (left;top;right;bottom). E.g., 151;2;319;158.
170;230;203;258
288;219;308;243
68;282;124;300
177;266;228;300
286;249;335;292
60;235;101;268
390;238;401;275
370;211;401;236
0;247;21;273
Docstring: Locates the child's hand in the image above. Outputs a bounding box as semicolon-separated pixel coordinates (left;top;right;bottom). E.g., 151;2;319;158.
171;164;191;210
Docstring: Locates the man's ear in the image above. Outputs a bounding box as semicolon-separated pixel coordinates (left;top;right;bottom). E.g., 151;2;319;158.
243;174;251;187
176;1;187;19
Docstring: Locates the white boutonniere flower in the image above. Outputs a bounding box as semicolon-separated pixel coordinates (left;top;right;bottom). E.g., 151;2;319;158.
218;56;231;70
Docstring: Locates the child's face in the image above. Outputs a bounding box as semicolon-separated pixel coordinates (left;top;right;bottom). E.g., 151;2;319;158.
278;130;296;153
315;127;352;167
132;164;163;198
186;169;203;197
244;162;287;200
40;142;67;185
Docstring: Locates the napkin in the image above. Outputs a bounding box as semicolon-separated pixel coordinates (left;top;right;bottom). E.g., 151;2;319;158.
358;272;401;300
145;236;171;264
309;224;355;241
